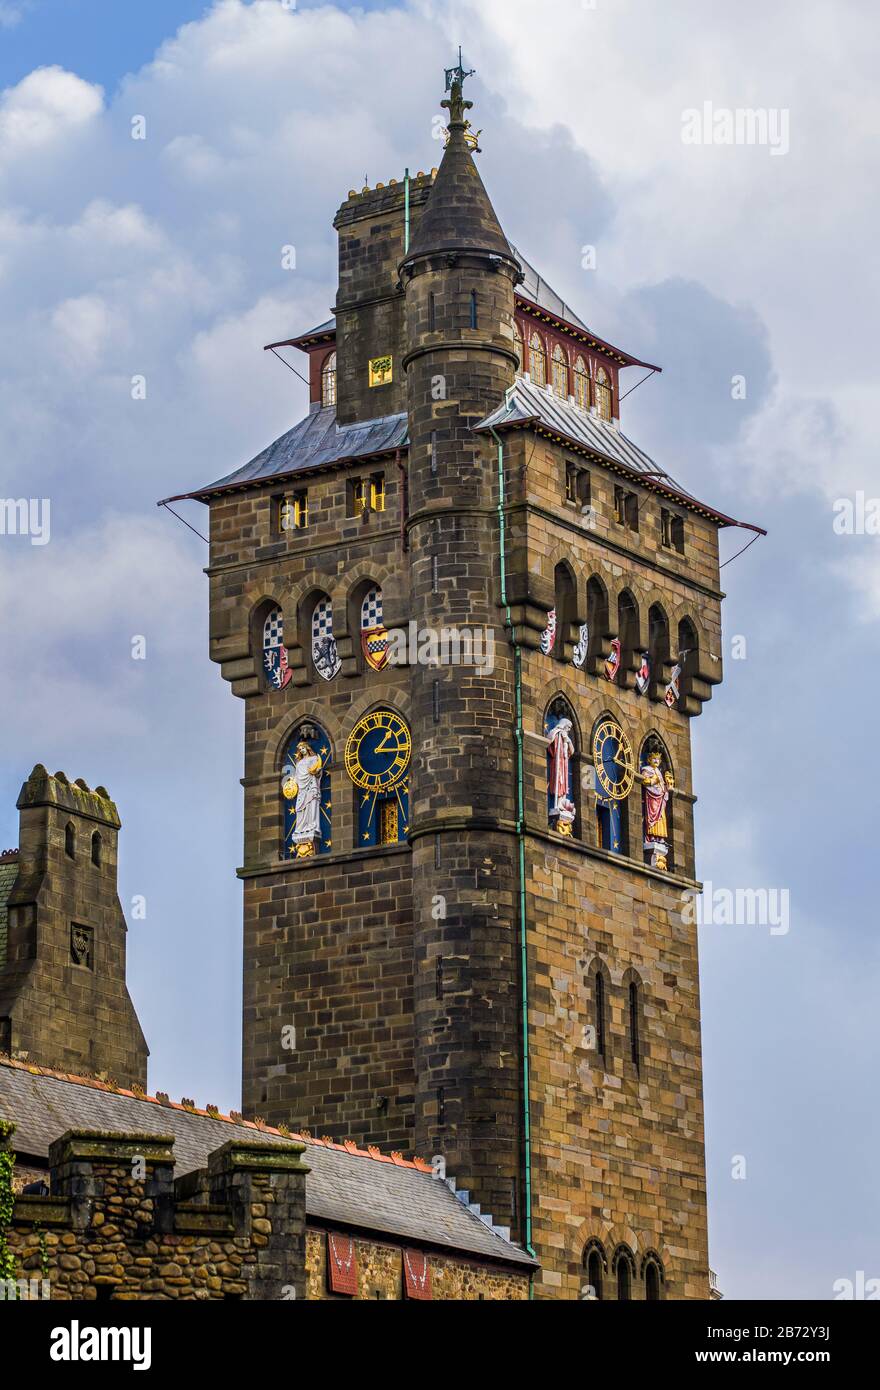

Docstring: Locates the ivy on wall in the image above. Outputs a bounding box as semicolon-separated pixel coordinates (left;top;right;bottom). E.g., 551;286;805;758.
0;1118;16;1284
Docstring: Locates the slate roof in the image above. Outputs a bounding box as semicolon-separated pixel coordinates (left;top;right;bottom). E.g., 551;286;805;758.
476;375;687;478
404;116;514;264
0;853;17;967
475;377;761;530
0;1057;534;1268
164;406;408;505
510;245;588;331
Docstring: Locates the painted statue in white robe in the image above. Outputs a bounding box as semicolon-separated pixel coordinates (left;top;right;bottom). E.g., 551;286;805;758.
282;742;324;857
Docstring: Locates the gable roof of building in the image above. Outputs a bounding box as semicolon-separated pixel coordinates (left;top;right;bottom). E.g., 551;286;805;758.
161;406;408;505
0;1056;535;1268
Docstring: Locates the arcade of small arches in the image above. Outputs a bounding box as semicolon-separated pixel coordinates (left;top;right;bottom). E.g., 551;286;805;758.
581;1239;665;1301
546;694;678;872
258;580;391;691
544;561;706;715
513;319;615;420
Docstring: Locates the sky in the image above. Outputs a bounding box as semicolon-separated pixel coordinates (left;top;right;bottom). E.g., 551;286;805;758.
0;0;877;1300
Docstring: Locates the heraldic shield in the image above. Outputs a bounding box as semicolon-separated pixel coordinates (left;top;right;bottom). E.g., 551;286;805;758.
360;585;389;672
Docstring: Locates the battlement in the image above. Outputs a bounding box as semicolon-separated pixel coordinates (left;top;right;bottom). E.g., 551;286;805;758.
334;168;437;227
17;764;120;829
5;1123;309;1301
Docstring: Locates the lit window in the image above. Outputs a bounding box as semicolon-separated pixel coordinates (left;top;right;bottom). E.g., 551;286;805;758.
321;351;337;407
551;344;568;398
573;356;590;411
351;479;368;516
280;491;308;531
370;474;386;512
529;332;546;387
595;366;612;420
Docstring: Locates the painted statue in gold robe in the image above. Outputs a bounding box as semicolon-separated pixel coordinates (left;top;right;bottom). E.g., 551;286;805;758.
641;748;674;870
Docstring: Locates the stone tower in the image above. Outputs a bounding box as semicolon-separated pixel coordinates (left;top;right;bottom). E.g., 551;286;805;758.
171;63;761;1298
0;765;148;1088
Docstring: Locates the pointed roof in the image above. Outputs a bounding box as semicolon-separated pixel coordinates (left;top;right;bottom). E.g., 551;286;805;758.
405;70;514;264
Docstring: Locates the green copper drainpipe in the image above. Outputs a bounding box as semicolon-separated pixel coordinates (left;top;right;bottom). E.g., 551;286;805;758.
490;422;536;1281
404;167;410;254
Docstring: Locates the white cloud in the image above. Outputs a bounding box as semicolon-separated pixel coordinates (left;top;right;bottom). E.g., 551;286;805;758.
0;66;103;158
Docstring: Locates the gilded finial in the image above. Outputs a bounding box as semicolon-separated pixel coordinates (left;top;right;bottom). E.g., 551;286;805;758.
442;46;475;128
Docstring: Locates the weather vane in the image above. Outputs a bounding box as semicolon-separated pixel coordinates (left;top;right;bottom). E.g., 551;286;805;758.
442;47;480;149
444;46;474;95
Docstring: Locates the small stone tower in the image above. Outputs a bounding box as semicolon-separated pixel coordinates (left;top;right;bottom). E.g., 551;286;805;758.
0;765;148;1088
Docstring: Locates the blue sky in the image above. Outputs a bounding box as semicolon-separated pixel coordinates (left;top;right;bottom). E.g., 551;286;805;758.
0;0;877;1300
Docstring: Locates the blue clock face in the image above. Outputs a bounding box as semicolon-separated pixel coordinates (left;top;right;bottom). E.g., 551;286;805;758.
344;710;411;792
592;719;635;801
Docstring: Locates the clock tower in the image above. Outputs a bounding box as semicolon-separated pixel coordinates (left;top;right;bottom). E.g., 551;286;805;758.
167;62;761;1298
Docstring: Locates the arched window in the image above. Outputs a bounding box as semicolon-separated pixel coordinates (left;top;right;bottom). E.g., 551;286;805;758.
262;605;292;691
545;696;579;838
583;1240;606;1301
65;823;75;859
514;321;524;376
310;596;341;682
674;617;699;708
573;355;590;411
617;589;640;686
552;562;577;662
91;832;102;867
628;978;642;1071
551;344;568;398
586;575;610;674
282;723;332;858
529;332;546;387
321;351;337;407
648;604;670;699
352;708;411;847
613;1245;635;1301
359;585;389;672
595;366;612;420
592;714;630;857
644;1256;663;1301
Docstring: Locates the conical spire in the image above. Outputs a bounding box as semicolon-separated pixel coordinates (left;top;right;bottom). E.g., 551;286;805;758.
405;60;514;263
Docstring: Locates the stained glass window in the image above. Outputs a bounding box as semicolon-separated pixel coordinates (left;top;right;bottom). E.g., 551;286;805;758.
529;332;546;387
551;344;568;398
321;351;337;407
573;356;590;411
595;366;612;420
